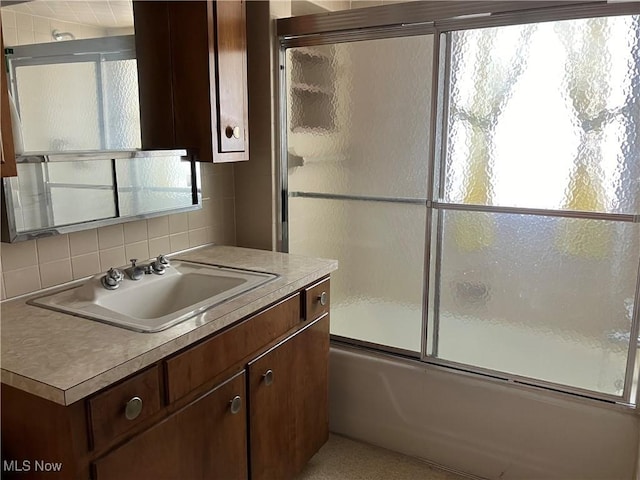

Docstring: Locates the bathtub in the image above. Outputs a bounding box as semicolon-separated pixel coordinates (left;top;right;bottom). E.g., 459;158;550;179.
328;344;639;479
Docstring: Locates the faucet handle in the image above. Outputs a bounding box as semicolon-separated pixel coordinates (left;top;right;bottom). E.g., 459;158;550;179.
150;255;168;275
102;267;124;290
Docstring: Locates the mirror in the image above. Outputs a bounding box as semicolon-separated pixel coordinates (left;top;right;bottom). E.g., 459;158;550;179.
0;2;203;243
1;0;140;154
1;150;201;242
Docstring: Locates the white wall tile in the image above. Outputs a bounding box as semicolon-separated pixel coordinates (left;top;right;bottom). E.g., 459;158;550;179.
17;28;35;45
69;229;98;256
14;12;33;33
147;217;169;239
169;233;189;253
1;10;17;30
189;227;213;248
169;213;189;234
98;224;124;250
188;200;209;230
3;266;41;297
36;235;70;264
1;240;38;271
124;220;148;244
124;241;150;264
99;246;126;271
71;253;101;279
148;236;171;258
35;32;51;43
3;27;18;46
32;16;51;35
39;259;73;288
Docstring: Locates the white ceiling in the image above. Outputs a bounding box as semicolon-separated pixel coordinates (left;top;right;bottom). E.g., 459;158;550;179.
4;1;133;29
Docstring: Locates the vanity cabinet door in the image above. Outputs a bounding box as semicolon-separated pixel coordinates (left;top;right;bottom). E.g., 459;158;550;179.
248;314;330;480
214;0;248;155
93;371;247;480
1;21;17;178
134;0;249;163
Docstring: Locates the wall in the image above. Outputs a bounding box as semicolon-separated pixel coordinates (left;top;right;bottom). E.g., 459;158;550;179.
234;0;282;251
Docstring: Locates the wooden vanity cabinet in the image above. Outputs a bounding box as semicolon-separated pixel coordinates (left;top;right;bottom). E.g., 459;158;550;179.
134;0;249;163
249;314;330;480
1;20;17;178
0;277;331;480
93;371;248;480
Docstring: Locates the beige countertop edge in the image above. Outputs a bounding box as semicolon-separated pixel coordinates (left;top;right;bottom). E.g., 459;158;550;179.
1;247;338;406
1;370;67;405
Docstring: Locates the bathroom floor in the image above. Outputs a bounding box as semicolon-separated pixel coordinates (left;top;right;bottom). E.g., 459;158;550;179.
295;434;471;480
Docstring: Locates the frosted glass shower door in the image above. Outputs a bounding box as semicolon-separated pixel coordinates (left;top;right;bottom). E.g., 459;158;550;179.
430;15;640;400
285;35;433;353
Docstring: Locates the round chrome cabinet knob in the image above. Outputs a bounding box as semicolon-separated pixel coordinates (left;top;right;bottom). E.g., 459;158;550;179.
225;126;241;139
262;369;274;386
230;395;242;415
317;291;327;306
125;396;143;420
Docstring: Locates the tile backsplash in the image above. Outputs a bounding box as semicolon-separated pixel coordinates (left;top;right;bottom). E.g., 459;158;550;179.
1;163;236;300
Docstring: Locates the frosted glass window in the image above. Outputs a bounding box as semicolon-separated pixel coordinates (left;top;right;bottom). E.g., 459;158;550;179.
442;15;640;215
432;210;639;395
102;59;142;150
16;62;102;152
8;36;141;154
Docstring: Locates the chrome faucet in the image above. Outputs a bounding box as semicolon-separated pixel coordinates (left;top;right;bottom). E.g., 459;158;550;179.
125;259;146;280
125;255;170;281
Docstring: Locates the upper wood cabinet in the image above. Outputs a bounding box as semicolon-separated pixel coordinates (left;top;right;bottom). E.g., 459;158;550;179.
134;0;249;163
1;20;17;178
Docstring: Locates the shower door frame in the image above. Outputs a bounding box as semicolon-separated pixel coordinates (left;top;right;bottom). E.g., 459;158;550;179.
277;0;640;408
278;23;436;361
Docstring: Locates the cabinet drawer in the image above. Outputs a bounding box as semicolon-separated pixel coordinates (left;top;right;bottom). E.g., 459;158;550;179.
305;278;330;321
93;371;247;480
165;294;301;403
88;365;162;451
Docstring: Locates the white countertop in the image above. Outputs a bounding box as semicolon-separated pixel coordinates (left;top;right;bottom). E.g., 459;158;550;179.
0;246;337;406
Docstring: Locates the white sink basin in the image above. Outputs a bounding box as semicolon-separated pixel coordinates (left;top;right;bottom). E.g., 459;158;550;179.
30;260;278;332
